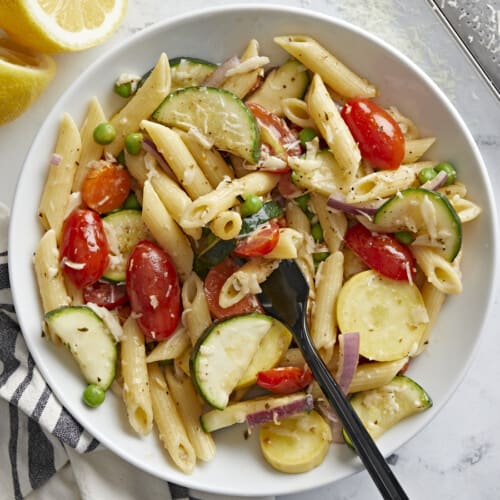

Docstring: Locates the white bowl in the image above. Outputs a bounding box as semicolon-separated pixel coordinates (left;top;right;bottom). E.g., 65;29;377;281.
9;4;498;497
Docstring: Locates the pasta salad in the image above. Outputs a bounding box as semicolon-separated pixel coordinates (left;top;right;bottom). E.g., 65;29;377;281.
34;34;481;474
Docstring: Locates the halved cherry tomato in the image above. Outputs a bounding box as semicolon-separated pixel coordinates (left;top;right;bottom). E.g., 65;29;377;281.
126;241;181;341
341;97;405;170
256;366;314;394
83;281;128;309
344;223;416;281
247;102;302;159
82;160;131;214
234;220;280;258
204;257;264;319
60;209;109;288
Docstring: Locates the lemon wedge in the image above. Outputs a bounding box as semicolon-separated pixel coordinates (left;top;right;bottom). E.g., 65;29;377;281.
0;0;127;53
0;37;56;125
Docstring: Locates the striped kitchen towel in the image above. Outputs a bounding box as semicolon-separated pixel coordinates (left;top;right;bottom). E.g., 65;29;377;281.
0;207;263;500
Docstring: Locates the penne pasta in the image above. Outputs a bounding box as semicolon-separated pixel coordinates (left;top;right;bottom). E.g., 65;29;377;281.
121;316;154;435
310;192;347;253
274;35;376;99
415;282;446;355
281;97;316;129
210;210;242;240
263;228;303;259
146;326;191;363
348;357;409;393
38;113;81;241
403;137;436;164
181;272;212;345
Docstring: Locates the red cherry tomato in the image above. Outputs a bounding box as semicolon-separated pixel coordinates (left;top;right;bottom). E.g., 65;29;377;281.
234;220;280;258
344;223;416;281
204;257;264;319
82;161;131;214
60;209;109;288
256;366;314;394
83;281;128;309
247;102;302;160
126;241;181;341
341;97;405;170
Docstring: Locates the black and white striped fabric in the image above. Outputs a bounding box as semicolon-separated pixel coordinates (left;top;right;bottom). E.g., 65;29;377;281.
0;211;236;500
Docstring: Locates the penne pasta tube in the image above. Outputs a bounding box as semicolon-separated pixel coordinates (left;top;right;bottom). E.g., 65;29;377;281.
281;97;316;129
274;35;376;99
310;192;347;253
210;210;242;240
263;228;303;259
415;282;446;355
310;252;344;358
146;326;191;363
148;363;196;474
73;96;105;192
141;120;212;199
38;113;81;241
348;357;409;393
141;181;193;282
181;272;212;346
105;53;171;157
179;172;279;229
445;194;482;223
219;258;279;308
164;366;216;462
175;128;234;188
403;138;436;164
121;316;154;435
307;74;361;186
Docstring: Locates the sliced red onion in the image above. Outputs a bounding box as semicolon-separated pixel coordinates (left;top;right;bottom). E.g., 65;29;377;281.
327;193;383;217
246;393;314;428
141;138;175;178
316;400;345;443
420;169;448;191
336;332;360;395
50;153;62;166
201;55;240;87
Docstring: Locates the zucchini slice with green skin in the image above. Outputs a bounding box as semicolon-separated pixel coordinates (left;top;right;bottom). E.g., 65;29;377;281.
344;375;432;447
169;57;216;91
260;410;332;473
240;200;283;235
190;313;273;410
246;59;310;116
200;392;309;432
153;86;261;164
45;306;117;390
102;209;150;283
373;187;462;261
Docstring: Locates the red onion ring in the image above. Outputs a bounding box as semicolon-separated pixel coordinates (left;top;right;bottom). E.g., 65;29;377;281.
202;55;240;87
336;332;360;394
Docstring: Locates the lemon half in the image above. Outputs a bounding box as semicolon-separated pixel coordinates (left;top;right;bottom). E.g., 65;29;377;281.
0;0;127;53
0;37;56;125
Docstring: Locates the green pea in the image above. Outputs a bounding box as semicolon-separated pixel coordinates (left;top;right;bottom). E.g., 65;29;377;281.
114;81;132;98
418;167;437;185
125;132;144;155
313;251;329;264
240;194;263;217
290;170;301;185
434;162;456;186
93;122;116;145
311;223;324;243
299;127;317;145
123;192;141;210
82;384;105;408
394;231;415;245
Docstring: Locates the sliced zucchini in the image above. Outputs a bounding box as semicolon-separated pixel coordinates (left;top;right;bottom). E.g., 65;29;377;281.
240;200;283;235
336;270;428;361
246;59;310;116
153;86;261;163
45;306;117;390
259;410;331;473
200;392;308;432
102;209;150;282
344;375;432;446
235;319;293;389
170;57;216;91
193;228;236;278
190;313;273;409
373;187;462;261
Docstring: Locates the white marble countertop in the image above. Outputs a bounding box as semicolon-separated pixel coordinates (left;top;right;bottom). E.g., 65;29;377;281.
2;1;500;499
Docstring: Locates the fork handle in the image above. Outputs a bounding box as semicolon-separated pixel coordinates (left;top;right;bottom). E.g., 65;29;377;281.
297;316;409;500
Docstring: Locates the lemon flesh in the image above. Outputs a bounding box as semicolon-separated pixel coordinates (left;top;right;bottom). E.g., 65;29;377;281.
0;0;127;53
0;37;56;125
